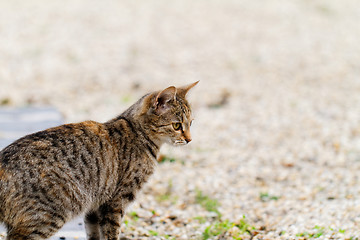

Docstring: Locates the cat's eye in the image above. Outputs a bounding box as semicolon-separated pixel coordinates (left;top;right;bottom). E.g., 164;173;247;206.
172;123;182;131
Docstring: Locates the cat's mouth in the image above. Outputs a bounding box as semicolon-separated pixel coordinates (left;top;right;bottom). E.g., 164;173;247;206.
174;140;188;146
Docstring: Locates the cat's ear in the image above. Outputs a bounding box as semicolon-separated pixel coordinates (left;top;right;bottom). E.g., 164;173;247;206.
177;81;199;98
154;86;177;114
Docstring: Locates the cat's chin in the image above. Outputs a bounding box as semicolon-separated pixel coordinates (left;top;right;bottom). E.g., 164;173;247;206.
163;138;186;146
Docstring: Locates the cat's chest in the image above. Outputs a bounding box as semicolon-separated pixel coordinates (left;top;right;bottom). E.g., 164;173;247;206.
121;156;156;191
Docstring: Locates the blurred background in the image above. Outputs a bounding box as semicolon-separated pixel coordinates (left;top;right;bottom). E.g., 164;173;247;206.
1;0;360;239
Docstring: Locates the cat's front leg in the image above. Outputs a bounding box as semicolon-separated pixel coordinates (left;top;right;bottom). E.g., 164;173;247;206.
98;200;124;240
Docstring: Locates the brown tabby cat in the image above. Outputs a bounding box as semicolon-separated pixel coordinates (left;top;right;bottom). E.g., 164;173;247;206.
0;82;198;240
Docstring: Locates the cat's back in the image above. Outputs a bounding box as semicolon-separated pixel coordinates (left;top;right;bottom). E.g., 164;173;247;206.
0;120;110;170
0;120;120;221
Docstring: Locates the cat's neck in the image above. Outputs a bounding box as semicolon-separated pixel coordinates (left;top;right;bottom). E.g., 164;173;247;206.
106;96;163;150
109;114;161;143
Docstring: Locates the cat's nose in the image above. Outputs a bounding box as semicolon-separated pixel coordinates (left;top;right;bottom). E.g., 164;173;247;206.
184;131;192;143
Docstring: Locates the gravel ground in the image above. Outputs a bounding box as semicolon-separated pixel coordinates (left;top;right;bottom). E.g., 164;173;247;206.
1;0;360;239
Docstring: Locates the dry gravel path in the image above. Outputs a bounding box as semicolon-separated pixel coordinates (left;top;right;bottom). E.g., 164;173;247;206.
1;0;360;239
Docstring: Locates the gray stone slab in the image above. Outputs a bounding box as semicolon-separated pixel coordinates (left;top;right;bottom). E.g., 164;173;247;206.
0;218;86;240
0;107;63;150
50;218;86;240
0;107;87;239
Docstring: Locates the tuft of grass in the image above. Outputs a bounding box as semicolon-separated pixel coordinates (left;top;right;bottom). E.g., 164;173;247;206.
296;232;308;237
259;192;280;202
164;235;176;240
296;226;349;239
203;220;232;240
207;89;230;109
0;98;11;106
296;226;325;238
156;179;178;204
156;193;179;204
194;216;207;224
195;190;221;217
316;5;334;16
157;193;171;202
158;155;177;164
148;230;159;236
121;95;132;103
202;216;255;240
129;211;139;221
235;215;255;233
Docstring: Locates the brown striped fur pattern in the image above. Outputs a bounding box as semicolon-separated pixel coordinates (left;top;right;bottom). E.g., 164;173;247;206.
0;82;198;240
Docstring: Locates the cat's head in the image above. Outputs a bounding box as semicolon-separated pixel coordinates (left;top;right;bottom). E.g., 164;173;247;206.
143;81;198;146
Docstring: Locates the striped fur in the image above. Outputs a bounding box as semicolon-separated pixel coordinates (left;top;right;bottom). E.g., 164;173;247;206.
0;82;198;240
